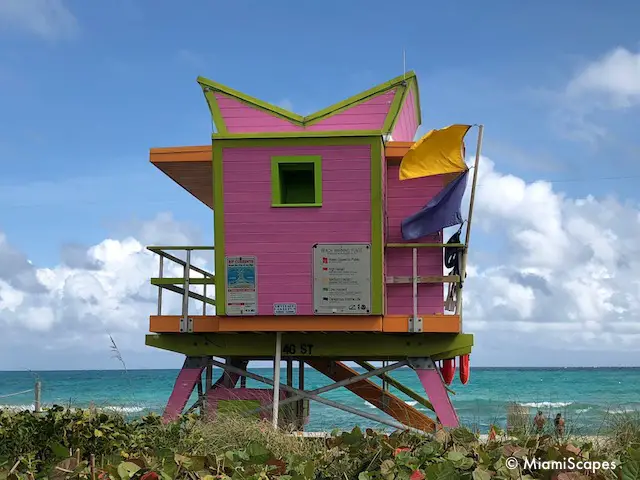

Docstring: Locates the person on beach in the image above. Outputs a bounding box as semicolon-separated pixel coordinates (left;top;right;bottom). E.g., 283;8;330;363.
554;413;565;437
533;410;546;433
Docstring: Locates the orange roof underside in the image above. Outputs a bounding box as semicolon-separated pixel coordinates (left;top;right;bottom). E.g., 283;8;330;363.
150;142;413;209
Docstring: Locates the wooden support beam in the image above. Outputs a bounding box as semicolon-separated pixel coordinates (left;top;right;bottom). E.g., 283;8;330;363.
306;359;436;432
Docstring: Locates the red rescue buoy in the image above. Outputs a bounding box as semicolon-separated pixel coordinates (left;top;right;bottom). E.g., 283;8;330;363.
441;358;455;385
459;354;470;384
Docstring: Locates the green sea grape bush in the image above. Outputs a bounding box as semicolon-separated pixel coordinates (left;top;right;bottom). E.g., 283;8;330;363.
0;406;638;480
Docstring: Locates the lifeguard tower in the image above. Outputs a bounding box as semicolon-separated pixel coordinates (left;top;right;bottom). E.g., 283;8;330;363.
146;71;480;432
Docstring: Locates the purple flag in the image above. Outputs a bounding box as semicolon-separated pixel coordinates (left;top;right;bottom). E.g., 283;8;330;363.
401;170;469;241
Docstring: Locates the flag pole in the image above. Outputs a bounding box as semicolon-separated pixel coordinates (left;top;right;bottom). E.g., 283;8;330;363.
457;124;484;327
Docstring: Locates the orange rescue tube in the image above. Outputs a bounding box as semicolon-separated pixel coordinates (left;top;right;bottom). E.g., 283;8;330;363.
441;358;455;385
459;354;470;384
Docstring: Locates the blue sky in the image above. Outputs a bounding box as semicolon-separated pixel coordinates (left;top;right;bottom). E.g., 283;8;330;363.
1;0;640;370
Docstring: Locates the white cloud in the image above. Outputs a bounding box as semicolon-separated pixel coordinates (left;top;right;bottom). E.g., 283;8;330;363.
464;157;640;354
553;46;640;143
2;163;640;367
0;0;78;40
566;47;640;109
0;213;213;368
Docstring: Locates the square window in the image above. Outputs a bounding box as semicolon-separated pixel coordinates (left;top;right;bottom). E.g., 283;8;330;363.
271;156;322;207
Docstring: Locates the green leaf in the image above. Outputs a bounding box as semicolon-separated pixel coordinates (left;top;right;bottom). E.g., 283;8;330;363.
446;452;465;462
117;462;141;480
451;428;476;444
455;458;475;471
416;442;439;460
49;442;69;459
174;454;205;472
471;467;491;480
629;448;640;462
380;459;396;479
303;460;315;479
425;462;457;480
246;442;270;464
622;460;640;480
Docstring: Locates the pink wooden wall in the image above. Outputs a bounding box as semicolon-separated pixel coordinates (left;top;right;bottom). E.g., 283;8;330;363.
391;86;419;141
385;164;444;315
215;90;396;133
222;145;372;315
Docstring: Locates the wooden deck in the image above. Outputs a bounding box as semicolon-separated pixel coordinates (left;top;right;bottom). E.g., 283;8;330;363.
149;313;461;333
149;142;413;209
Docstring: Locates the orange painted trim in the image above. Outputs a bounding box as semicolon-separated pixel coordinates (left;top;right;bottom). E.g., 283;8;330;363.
384;141;413;161
148;142;413;166
383;314;461;333
149;314;458;333
149;315;220;333
149;145;212;164
218;315;382;332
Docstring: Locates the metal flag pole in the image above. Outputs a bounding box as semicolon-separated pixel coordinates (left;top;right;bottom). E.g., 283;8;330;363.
457;124;484;327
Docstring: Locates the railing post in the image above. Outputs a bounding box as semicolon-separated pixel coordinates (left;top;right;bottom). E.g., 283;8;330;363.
180;250;192;333
34;380;41;413
157;256;164;315
202;282;207;315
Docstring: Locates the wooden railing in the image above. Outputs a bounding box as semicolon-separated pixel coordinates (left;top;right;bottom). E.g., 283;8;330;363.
148;246;215;333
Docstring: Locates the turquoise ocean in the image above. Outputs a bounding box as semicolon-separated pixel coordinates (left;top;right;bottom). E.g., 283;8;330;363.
1;368;638;434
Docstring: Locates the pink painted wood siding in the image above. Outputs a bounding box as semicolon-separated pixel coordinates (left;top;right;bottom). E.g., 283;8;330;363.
391;86;419;141
215;89;396;134
215;94;301;133
307;90;396;131
385;164;444;315
222;145;372;315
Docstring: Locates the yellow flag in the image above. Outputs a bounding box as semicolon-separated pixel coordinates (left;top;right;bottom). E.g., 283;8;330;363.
399;124;471;180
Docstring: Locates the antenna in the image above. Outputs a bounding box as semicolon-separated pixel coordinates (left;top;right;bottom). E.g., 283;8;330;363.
403;48;406;80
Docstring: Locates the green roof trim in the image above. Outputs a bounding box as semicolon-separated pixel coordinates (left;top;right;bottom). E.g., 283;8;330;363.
197;72;420;135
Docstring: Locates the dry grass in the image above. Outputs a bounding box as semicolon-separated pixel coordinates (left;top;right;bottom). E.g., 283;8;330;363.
176;414;324;460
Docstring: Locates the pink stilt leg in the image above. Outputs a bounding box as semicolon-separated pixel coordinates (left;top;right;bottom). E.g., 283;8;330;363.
163;357;207;422
412;358;459;428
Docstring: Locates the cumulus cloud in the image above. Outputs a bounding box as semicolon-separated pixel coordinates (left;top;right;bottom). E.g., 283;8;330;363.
553;46;640;143
464;157;640;353
0;213;212;368
566;47;640;110
0;0;78;40
2;164;640;367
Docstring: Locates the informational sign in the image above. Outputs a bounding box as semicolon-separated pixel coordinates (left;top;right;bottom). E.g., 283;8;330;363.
225;256;257;315
273;303;297;315
312;243;371;315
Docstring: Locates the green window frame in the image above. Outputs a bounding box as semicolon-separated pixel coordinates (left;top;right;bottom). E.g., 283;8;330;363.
270;155;322;207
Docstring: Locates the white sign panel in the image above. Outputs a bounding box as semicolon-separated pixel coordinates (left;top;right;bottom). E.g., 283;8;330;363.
225;256;257;315
312;243;371;315
273;303;297;315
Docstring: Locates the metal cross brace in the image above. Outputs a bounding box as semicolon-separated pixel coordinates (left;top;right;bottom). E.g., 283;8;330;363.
207;358;425;434
248;359;409;416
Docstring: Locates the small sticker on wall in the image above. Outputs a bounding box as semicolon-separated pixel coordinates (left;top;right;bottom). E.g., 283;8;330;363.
273;303;297;315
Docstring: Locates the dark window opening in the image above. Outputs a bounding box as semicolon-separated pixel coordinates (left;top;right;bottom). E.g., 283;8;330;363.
279;163;316;205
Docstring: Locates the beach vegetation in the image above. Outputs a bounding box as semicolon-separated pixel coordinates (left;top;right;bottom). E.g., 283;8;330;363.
0;406;638;480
